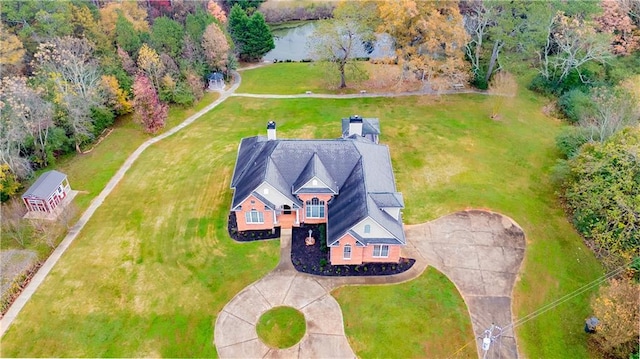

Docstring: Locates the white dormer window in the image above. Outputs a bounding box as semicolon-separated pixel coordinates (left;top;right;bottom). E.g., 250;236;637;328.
364;224;371;234
263;188;269;195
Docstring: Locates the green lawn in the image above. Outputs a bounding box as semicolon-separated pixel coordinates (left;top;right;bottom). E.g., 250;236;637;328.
334;267;476;358
1;64;603;358
256;306;306;349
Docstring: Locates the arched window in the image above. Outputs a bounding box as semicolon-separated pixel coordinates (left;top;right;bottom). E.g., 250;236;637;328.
343;244;352;260
306;197;325;218
364;224;371;234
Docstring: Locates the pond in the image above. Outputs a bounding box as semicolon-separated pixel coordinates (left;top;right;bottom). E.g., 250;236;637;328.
264;22;394;62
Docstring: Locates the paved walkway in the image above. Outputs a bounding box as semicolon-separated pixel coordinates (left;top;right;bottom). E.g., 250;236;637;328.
0;77;241;337
216;210;526;358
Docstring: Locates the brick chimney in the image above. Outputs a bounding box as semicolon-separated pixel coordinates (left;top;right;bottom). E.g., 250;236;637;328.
267;121;276;140
348;115;363;137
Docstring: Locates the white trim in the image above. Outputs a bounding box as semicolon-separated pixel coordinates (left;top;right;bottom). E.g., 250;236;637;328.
343;244;352;260
245;210;264;224
372;244;389;258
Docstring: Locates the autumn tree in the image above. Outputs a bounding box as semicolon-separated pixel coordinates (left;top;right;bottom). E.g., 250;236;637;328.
378;0;470;89
595;0;639;55
137;44;165;91
208;0;227;23
99;1;150;41
308;0;378;88
590;278;640;359
101;75;133;115
0;23;26;75
202;23;230;70
32;37;103;152
0;164;21;202
132;74;168;134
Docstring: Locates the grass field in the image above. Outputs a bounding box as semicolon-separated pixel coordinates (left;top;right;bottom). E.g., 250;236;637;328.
333;267;476;358
0;64;603;358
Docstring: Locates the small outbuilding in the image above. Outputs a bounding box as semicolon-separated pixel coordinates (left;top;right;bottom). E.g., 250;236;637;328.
207;72;224;91
22;170;71;213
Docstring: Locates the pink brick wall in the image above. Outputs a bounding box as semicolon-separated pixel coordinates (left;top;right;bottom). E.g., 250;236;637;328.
235;195;275;231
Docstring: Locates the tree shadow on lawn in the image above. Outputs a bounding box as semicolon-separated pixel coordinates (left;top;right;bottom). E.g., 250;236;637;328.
291;224;415;277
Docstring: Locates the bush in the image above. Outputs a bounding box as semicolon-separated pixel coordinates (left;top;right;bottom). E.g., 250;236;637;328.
563;128;640;267
90;107;116;136
558;89;593;123
172;82;196;106
555;126;590;159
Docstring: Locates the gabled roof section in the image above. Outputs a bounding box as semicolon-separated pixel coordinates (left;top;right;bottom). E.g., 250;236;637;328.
341;117;381;136
264;157;300;205
251;191;276;210
22;170;67;199
327;157;368;242
369;192;404;208
292;153;338;194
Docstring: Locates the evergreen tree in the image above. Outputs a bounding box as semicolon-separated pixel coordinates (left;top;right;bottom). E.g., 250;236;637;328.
228;4;249;52
242;11;273;61
150;16;185;58
115;12;141;55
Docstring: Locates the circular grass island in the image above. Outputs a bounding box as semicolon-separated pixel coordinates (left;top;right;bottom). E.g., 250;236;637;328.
256;306;306;348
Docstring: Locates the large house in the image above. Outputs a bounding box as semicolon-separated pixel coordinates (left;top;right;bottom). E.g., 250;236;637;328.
230;117;405;265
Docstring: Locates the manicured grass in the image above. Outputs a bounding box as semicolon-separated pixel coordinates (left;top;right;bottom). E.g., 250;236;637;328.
1;64;603;358
238;63;328;94
256;306;306;348
333;267;476;358
238;62;372;94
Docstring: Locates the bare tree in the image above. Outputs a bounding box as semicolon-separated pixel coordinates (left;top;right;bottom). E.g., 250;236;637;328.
538;12;613;85
308;1;378;88
0;199;32;248
487;71;518;119
580;86;640;142
32;37;103;152
0;76;55;178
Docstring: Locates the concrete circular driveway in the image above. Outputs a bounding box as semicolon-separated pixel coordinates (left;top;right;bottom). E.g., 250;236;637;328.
214;269;355;358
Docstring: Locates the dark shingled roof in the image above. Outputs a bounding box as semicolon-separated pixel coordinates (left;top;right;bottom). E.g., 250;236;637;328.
341;117;381;137
230;135;404;246
22;170;67;199
293;153;338;194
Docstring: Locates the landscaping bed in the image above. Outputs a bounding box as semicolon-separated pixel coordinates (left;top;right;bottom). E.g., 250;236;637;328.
227;212;281;242
291;224;415;276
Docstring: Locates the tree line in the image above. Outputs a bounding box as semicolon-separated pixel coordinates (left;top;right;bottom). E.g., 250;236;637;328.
0;0;274;200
